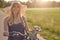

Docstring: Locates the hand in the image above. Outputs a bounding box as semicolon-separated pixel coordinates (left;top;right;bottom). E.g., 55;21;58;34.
3;31;9;36
26;31;30;36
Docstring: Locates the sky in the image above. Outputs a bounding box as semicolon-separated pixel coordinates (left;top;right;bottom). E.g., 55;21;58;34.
5;0;60;2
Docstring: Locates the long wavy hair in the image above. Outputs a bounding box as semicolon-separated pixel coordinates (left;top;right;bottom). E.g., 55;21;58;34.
8;3;23;25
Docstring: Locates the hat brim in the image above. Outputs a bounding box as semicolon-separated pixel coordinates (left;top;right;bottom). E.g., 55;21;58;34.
4;2;27;16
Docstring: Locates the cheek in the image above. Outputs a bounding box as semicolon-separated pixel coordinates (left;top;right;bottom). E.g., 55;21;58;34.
12;7;20;13
12;8;15;12
16;8;20;11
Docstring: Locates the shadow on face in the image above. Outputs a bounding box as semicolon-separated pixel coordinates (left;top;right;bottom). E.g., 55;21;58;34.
11;3;21;15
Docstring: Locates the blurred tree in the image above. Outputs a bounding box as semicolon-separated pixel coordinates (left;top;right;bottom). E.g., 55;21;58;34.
0;0;4;8
56;2;60;7
52;1;56;8
0;0;11;8
32;0;36;7
5;2;11;7
26;1;31;8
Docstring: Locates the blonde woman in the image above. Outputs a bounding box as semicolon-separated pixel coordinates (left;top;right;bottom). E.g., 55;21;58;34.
3;2;29;40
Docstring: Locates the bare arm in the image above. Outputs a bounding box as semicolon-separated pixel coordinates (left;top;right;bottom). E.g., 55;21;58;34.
3;17;9;36
4;17;9;31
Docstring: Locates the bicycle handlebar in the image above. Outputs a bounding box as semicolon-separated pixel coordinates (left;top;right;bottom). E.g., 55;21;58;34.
9;31;27;36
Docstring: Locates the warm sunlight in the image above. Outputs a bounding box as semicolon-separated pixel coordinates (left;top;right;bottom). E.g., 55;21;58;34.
55;0;60;2
20;0;28;2
41;0;49;2
5;0;9;2
5;0;28;2
5;0;60;2
40;0;60;2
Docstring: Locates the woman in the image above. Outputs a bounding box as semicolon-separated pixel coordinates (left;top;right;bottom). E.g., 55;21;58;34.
3;2;29;40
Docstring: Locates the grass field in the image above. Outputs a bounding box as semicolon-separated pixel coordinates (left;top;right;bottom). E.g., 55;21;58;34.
26;8;60;40
1;8;60;40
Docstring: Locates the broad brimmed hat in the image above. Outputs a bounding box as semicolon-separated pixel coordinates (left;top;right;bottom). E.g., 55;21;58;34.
5;1;27;16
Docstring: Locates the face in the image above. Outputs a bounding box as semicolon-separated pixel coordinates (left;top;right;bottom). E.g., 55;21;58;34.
12;3;20;14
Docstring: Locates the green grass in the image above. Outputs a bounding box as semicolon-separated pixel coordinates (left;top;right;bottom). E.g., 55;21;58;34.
26;8;60;40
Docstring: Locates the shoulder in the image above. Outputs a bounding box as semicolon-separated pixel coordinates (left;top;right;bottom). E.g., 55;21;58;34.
4;16;10;22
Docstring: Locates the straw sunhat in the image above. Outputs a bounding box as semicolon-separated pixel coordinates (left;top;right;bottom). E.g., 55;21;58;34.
5;1;27;16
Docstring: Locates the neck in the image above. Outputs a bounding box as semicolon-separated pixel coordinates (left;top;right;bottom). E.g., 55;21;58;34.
13;13;18;19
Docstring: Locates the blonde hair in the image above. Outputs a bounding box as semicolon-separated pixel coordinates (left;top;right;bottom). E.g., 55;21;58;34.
11;3;22;17
8;3;26;24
